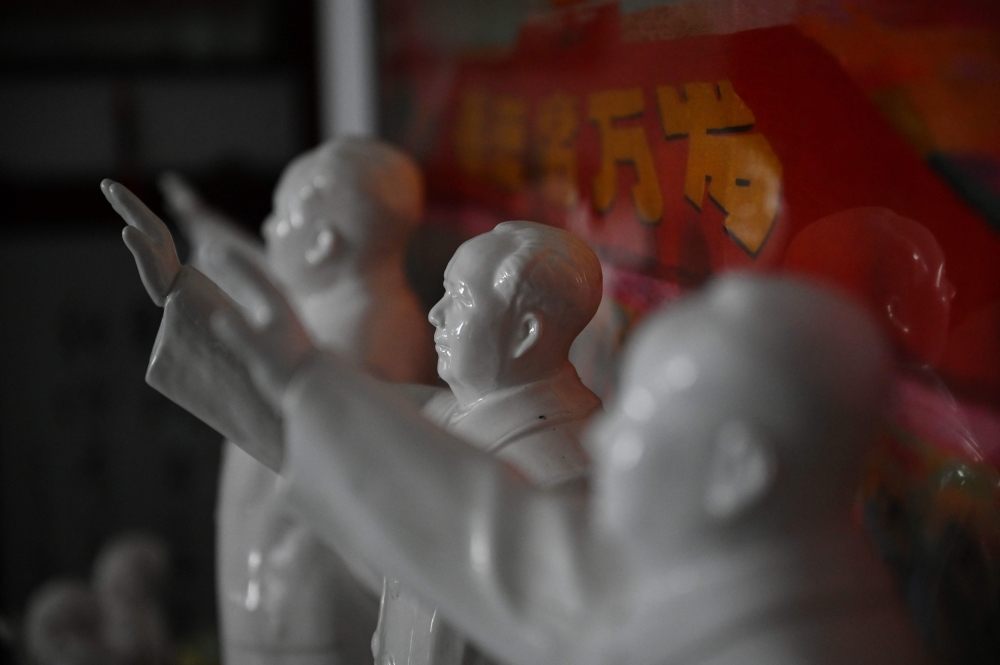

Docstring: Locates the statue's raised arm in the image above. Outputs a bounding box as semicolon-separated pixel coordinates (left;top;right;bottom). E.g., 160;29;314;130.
110;140;443;665
102;179;282;470
210;250;316;419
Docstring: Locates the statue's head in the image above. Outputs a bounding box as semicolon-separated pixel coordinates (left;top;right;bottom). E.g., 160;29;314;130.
588;275;891;567
25;581;107;665
263;137;423;294
92;533;169;605
784;207;952;364
428;221;602;401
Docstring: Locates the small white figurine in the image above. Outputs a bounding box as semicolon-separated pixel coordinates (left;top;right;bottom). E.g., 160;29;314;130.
24;533;171;665
24;581;111;665
103;137;435;665
92;533;171;665
366;221;603;665
211;267;926;665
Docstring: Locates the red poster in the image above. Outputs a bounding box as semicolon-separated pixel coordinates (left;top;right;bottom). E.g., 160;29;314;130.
380;2;1000;659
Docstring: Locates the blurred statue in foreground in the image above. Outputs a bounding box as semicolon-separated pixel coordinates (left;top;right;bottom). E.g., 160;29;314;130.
25;533;170;665
209;266;926;665
103;137;435;665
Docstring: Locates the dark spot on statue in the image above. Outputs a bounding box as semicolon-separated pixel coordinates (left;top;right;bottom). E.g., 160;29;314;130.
539;415;546;419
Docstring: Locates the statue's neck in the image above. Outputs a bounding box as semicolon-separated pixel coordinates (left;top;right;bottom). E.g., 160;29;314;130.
627;521;904;665
449;360;571;412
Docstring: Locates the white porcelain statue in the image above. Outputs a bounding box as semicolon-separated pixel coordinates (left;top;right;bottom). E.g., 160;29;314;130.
24;533;171;665
25;581;111;665
367;221;603;665
209;264;927;665
103;137;435;665
92;533;171;665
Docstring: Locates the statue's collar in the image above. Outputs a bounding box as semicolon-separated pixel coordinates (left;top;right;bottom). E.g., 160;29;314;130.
439;365;601;452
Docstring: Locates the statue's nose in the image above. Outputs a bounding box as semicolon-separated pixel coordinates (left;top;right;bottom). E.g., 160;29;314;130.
428;299;445;327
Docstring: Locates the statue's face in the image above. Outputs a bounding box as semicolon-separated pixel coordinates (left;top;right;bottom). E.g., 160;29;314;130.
783;207;953;364
428;234;515;394
262;156;342;294
587;337;717;562
586;297;775;565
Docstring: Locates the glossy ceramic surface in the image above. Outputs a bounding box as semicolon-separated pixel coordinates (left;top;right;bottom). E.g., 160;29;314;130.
104;138;434;665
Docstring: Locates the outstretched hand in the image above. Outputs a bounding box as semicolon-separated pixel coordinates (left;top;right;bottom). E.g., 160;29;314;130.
209;249;316;408
158;172;207;235
102;179;180;307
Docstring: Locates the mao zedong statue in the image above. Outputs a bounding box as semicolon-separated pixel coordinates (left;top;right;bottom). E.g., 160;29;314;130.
103;137;435;665
210;266;927;665
369;221;604;665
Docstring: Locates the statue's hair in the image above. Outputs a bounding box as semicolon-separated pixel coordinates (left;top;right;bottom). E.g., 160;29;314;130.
279;136;424;255
489;221;603;339
623;274;891;501
612;276;892;539
312;136;423;228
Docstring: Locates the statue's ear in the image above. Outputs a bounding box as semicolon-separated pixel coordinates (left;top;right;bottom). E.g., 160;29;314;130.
704;421;776;520
511;311;543;359
305;227;337;266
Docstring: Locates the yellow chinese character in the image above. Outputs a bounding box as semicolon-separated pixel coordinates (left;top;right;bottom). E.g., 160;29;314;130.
656;80;755;142
702;133;782;255
454;89;526;191
491;96;527;191
455;89;489;176
534;92;579;207
656;80;782;255
588;88;663;224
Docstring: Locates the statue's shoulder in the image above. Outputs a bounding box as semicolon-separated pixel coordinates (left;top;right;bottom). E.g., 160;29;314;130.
421;389;459;426
494;423;591;488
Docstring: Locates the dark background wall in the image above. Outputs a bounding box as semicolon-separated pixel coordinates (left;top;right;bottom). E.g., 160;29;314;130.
0;0;320;658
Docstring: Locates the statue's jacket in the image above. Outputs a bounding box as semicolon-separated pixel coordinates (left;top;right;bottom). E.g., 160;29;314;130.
143;266;411;664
